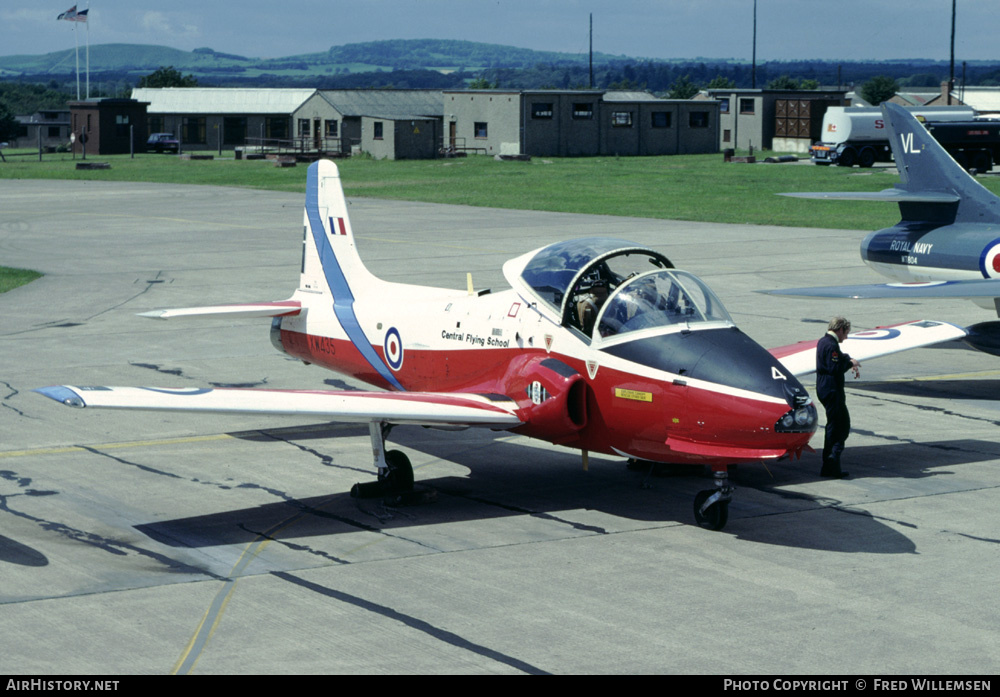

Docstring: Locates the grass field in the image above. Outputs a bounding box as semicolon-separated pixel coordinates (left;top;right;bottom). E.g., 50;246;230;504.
3;149;1000;293
0;266;42;294
6;148;997;231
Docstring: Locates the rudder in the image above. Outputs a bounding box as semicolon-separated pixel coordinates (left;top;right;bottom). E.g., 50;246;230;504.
883;102;1000;225
299;159;377;296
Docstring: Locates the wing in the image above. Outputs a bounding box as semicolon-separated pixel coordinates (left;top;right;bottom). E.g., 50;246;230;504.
768;320;967;377
760;279;1000;300
34;386;521;429
138;300;302;320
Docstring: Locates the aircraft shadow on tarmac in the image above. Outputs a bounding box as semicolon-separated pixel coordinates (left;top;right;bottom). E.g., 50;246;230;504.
0;534;49;567
131;422;996;556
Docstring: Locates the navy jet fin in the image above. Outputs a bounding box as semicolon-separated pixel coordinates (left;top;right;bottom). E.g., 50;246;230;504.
884;102;1000;224
780;103;1000;224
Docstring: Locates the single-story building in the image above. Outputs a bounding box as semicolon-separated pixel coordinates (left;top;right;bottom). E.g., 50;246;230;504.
131;87;337;152
319;90;444;159
68;98;149;155
886;82;1000;117
131;87;444;159
10;110;71;149
698;88;850;153
443;89;720;157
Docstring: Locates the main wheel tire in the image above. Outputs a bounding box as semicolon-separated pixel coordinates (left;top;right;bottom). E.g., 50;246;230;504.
972;151;992;173
838;147;858;167
379;450;414;492
859;148;876;168
693;490;729;531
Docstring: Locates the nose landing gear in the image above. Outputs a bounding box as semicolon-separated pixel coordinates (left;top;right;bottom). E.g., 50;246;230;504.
693;468;734;531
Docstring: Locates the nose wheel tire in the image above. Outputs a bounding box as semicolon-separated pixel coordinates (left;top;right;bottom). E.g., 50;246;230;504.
693;490;729;530
693;468;734;530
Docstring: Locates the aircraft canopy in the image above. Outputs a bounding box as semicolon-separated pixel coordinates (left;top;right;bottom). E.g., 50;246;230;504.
514;237;730;339
595;269;733;339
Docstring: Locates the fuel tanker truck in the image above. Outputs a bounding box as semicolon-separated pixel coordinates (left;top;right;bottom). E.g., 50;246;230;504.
810;106;1000;171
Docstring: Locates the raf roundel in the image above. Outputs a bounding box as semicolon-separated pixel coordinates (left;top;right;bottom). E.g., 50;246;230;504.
979;239;1000;279
383;327;404;371
848;327;901;341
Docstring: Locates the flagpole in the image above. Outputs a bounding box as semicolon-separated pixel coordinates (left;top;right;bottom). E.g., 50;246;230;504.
85;2;90;99
74;21;80;100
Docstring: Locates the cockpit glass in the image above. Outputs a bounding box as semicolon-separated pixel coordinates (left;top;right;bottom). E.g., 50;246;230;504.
595;270;732;338
520;238;647;310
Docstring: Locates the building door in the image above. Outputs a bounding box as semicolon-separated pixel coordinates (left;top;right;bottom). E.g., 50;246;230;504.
313;118;321;150
449;121;456;150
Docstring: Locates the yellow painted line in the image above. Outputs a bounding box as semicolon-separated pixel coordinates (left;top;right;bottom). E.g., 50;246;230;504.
0;422;364;460
172;537;269;675
173;494;350;675
0;433;235;459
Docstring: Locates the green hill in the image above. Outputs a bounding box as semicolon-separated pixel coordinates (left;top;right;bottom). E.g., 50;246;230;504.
3;39;999;99
0;39;620;78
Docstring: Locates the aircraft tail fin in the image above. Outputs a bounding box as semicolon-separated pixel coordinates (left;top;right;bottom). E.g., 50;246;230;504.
299;159;378;297
882;102;1000;225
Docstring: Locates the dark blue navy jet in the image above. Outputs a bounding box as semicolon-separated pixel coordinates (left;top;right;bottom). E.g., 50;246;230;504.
765;102;1000;356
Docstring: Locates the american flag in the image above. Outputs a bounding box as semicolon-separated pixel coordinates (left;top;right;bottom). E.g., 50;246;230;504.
57;6;89;22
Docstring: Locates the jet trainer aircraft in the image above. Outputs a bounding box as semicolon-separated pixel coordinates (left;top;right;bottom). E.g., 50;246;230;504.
36;160;965;530
765;102;1000;356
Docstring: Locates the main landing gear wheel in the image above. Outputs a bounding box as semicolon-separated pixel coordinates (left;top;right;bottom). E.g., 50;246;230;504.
692;467;735;531
379;449;414;492
351;422;431;505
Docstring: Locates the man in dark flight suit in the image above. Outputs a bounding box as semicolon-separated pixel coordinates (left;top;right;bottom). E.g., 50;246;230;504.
816;316;860;478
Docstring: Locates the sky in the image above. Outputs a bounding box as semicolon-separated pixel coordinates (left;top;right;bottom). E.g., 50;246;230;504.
1;0;996;64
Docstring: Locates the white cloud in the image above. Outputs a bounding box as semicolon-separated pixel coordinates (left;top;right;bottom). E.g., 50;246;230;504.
137;10;202;43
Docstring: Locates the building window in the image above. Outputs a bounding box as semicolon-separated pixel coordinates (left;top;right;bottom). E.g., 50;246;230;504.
689;111;710;128
326;120;338;137
182;117;206;144
148;116;164;134
474;122;488;138
265;117;288;140
531;102;554;119
719;98;730;114
373;122;383;140
115;113;130;137
572;103;594;119
651;111;672;128
48;126;61;138
298;118;311;136
739;98;755;115
723;129;732;143
611;111;633;127
223;117;247;145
